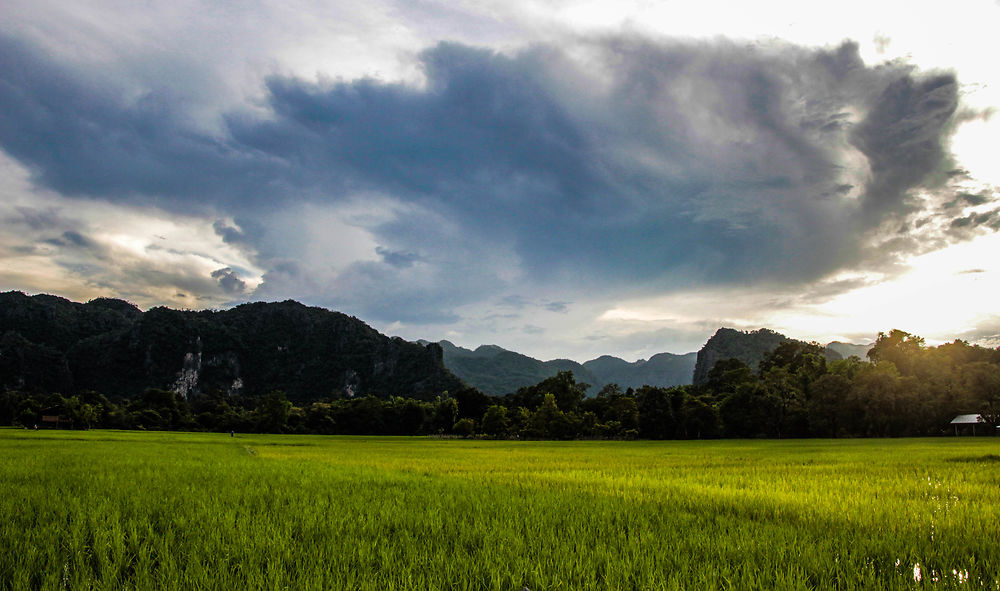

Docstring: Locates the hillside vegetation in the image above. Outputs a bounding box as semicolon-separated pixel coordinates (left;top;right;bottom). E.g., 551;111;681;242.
434;342;696;396
2;292;998;439
435;340;601;395
0;291;461;401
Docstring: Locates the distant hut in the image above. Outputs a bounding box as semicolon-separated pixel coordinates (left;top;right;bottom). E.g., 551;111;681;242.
41;415;62;429
39;414;72;429
950;414;984;436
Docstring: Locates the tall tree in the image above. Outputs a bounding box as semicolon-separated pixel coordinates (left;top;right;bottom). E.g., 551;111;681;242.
962;362;1000;429
867;329;925;375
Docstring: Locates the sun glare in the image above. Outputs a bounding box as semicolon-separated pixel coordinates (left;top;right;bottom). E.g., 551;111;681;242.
773;232;1000;343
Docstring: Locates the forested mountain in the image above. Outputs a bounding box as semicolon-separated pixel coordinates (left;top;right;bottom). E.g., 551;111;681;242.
433;340;600;395
693;328;846;385
3;292;998;439
439;330;869;394
582;353;697;390
0;291;461;401
0;290;888;406
826;341;874;359
433;341;699;395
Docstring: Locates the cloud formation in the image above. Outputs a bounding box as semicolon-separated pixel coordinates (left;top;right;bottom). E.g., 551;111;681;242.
211;267;248;294
0;27;995;356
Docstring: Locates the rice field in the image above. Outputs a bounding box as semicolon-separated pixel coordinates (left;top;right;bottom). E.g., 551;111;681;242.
1;429;998;590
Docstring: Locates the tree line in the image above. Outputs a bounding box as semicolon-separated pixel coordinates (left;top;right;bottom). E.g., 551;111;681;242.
2;330;998;438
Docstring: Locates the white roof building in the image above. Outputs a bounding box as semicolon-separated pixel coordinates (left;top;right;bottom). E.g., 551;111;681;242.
950;414;990;436
950;414;983;424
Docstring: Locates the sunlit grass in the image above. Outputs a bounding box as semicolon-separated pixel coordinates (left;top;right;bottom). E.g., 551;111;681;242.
1;429;998;590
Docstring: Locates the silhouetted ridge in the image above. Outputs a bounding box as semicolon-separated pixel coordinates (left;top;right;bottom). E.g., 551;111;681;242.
435;340;697;394
0;291;461;401
582;352;697;390
693;328;846;385
435;341;599;395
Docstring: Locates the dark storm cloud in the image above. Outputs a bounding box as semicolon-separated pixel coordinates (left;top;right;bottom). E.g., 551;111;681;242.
41;230;97;251
850;72;959;217
0;35;278;206
60;231;92;248
949;210;1000;235
958;192;990;207
211;267;248;294
212;220;248;245
10;207;66;231
227;39;974;288
375;246;421;268
0;31;986;323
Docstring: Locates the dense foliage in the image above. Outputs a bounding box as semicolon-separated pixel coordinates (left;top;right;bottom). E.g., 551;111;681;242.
0;291;462;401
3;330;999;438
693;327;794;385
2;292;998;438
692;327;844;385
697;331;1000;438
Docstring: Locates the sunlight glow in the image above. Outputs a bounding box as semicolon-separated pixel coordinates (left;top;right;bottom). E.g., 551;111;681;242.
597;231;1000;351
771;232;1000;344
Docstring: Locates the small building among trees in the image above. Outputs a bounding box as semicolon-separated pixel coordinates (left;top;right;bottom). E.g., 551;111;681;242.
40;415;71;429
950;414;985;436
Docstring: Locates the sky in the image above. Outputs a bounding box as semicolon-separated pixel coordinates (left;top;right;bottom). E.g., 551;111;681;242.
2;0;999;362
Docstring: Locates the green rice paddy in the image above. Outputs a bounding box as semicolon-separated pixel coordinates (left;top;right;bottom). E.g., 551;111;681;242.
1;429;998;590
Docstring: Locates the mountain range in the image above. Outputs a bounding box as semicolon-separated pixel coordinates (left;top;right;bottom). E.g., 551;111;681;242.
691;328;873;385
429;340;697;395
1;290;873;400
432;329;871;394
0;291;460;401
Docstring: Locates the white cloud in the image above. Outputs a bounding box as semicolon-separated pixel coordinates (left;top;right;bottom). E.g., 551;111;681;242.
0;154;263;309
2;0;999;361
